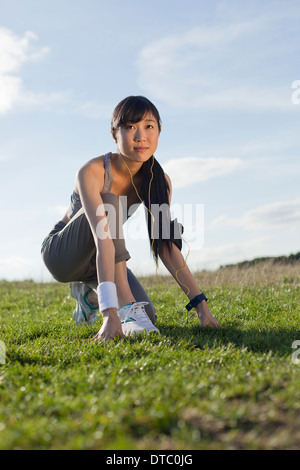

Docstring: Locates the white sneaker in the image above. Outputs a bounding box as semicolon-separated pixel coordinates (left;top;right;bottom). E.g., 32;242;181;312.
70;282;99;326
118;301;159;336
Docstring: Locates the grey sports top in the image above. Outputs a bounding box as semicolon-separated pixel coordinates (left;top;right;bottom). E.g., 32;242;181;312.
67;152;140;220
67;152;184;251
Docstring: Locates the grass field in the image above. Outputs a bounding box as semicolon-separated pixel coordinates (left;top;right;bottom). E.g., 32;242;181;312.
0;261;299;450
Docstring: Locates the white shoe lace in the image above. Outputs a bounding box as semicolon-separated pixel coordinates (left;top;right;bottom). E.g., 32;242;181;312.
120;301;150;324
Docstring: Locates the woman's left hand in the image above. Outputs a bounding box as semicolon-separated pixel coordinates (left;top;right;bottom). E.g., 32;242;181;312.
195;301;221;327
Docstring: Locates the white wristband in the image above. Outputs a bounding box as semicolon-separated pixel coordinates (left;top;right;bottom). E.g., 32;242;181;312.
97;281;119;312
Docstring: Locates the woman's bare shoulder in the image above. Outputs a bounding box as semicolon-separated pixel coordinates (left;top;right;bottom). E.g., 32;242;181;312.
79;154;106;173
74;154;106;191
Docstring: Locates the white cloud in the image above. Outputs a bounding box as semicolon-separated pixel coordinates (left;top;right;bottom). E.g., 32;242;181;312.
0;27;109;118
242;198;300;229
195;237;272;269
47;205;69;217
0;28;49;75
136;13;297;110
163;157;244;188
0;27;50;114
17;89;73;112
210;197;300;230
0;256;33;271
127;235;272;274
191;87;292;111
0;73;22;113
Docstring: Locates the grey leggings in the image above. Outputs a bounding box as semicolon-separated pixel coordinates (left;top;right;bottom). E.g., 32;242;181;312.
41;192;156;322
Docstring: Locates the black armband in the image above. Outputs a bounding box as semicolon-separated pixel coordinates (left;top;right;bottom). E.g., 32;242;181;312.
185;293;208;311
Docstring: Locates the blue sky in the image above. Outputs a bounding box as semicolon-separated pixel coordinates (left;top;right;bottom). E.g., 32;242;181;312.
1;0;300;281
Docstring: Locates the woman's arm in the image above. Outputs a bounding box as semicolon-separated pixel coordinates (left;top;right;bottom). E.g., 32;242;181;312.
159;243;220;327
162;173;220;327
77;161;115;283
76;161;124;341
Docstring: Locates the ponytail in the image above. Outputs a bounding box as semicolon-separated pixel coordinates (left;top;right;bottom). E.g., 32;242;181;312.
140;157;182;263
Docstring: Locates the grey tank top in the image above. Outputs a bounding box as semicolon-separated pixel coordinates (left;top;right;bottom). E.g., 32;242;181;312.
67;152;140;220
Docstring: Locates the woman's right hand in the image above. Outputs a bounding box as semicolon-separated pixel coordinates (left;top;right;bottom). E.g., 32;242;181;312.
91;308;124;342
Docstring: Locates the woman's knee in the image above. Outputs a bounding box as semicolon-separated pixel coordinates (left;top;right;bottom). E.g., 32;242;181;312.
42;249;73;283
42;259;72;283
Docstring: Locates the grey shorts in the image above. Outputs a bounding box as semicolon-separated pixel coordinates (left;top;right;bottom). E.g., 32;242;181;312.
41;193;156;321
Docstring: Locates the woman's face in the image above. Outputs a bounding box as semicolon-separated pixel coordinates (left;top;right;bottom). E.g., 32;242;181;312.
113;112;160;163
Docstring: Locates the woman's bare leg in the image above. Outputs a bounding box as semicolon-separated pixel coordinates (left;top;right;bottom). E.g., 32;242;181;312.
114;260;135;307
86;260;135;308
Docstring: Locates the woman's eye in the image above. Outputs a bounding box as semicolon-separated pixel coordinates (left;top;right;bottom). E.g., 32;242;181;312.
125;123;155;130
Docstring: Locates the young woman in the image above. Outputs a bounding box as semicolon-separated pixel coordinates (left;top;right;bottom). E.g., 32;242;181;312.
41;96;220;341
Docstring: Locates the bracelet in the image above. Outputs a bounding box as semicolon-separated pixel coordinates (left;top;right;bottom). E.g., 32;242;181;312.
97;281;119;312
185;293;208;311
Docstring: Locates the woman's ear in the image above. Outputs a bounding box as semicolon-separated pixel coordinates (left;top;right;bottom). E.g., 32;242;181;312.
111;127;117;143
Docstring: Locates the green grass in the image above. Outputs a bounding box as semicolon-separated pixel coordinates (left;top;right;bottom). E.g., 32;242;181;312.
0;262;300;450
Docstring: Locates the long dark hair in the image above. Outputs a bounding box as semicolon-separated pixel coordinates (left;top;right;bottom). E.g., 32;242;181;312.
111;96;173;262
